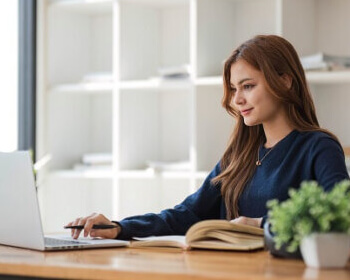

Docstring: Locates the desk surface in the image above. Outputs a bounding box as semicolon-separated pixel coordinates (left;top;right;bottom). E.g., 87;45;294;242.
0;245;349;280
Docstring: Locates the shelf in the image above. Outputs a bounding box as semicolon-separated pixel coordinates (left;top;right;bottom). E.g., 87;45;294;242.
119;169;193;179
49;0;113;15
119;0;188;8
50;82;113;95
119;78;192;90
194;171;210;180
195;76;223;86
50;169;113;179
50;169;197;180
306;71;350;84
118;170;210;180
194;72;350;86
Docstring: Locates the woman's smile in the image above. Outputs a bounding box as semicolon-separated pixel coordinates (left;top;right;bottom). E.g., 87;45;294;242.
240;108;254;116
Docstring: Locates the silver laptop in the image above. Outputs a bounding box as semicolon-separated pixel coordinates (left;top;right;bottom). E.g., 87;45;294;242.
0;151;129;251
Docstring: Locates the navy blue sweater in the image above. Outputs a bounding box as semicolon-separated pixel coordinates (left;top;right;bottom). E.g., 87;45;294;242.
117;130;349;240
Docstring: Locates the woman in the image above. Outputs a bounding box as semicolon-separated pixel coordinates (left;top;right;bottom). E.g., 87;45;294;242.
67;35;349;240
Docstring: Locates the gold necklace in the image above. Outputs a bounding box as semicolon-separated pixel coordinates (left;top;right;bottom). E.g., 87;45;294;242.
256;145;275;166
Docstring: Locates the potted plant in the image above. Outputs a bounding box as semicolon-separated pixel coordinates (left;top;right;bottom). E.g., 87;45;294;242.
267;180;350;268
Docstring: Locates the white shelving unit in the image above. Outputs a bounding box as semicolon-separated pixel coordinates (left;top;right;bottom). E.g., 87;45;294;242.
50;83;114;94
37;0;350;232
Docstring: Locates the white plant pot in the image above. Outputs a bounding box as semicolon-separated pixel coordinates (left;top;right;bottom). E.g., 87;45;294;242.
300;233;350;268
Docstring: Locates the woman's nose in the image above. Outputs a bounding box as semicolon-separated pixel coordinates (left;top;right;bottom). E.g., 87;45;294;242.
233;90;245;106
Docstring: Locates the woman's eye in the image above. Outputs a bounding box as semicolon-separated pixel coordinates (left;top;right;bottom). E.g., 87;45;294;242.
243;84;254;90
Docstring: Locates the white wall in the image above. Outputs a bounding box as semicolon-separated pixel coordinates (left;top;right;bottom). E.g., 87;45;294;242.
0;1;18;152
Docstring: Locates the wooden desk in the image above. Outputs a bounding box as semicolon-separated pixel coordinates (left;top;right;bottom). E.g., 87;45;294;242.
0;245;349;280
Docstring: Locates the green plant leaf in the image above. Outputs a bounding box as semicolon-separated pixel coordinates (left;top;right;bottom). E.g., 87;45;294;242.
267;180;350;252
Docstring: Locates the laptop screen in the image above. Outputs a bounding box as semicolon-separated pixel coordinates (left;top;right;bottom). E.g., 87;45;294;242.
0;151;46;250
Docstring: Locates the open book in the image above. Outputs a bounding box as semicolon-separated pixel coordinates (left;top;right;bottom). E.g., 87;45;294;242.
130;219;264;251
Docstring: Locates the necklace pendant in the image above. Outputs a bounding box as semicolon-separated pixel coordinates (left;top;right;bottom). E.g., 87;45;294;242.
256;160;261;166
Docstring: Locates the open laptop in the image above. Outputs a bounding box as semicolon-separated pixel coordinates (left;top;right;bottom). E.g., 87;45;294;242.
0;151;129;251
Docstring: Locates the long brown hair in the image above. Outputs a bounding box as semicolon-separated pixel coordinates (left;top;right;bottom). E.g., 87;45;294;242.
213;35;337;220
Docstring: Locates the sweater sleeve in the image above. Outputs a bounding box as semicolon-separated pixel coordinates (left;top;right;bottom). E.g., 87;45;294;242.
116;162;223;240
311;136;349;191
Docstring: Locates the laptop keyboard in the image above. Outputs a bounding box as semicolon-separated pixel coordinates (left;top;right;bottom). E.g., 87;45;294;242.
45;237;88;246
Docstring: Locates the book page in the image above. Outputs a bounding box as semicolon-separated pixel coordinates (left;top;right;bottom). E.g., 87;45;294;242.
186;220;263;242
185;220;264;251
189;239;264;251
205;231;262;244
130;235;188;250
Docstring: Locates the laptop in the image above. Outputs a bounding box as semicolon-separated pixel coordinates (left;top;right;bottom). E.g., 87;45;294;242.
0;151;129;251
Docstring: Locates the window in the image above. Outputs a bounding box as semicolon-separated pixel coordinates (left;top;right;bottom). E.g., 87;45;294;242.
18;0;36;159
0;1;19;152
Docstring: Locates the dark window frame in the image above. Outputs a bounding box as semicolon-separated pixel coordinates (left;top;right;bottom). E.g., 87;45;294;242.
18;0;36;161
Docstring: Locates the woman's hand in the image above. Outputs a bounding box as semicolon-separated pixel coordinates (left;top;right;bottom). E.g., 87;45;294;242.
230;216;262;228
65;213;121;240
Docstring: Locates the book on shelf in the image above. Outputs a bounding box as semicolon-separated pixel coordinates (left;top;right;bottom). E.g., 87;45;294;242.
146;160;191;172
73;163;112;171
130;219;264;251
82;153;113;165
300;52;350;71
158;64;191;79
